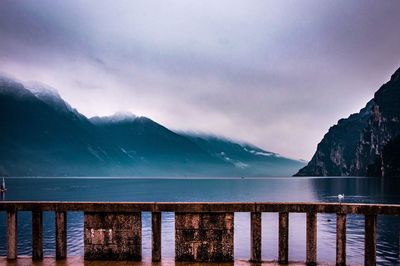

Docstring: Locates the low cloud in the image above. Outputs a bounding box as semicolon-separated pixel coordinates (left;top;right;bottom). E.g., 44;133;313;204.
1;0;400;160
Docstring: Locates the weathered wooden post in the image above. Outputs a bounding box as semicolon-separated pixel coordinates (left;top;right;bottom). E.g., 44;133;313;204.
250;212;262;262
306;212;317;266
336;213;346;266
279;212;289;264
365;214;377;266
7;210;17;260
56;211;67;259
32;211;43;260
152;212;161;262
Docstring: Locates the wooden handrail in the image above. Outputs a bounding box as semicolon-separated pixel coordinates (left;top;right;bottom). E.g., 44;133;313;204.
2;201;399;265
0;201;400;214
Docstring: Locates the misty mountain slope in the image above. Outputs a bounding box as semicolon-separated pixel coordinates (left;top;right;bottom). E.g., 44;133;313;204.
0;77;129;176
0;74;305;177
0;77;218;176
296;67;400;177
90;114;236;176
91;114;210;158
24;81;90;123
182;133;305;176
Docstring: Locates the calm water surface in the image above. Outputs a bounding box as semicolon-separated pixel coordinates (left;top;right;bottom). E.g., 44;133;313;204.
0;177;399;265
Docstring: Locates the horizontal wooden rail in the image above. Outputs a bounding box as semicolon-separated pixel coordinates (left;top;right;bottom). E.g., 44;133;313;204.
1;201;398;265
0;201;400;214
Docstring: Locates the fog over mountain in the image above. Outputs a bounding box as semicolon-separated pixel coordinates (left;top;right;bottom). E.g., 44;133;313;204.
1;1;399;160
0;75;304;176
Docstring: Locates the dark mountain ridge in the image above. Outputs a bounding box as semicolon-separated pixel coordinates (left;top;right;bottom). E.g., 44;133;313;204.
0;75;304;177
296;67;400;177
181;132;305;177
0;77;130;176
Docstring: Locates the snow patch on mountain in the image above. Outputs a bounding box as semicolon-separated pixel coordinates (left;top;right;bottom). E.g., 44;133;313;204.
218;152;248;168
90;111;138;124
234;162;249;169
243;147;277;157
23;81;83;118
120;147;136;159
0;74;32;97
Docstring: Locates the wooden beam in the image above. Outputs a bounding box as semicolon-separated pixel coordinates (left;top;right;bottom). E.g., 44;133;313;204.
278;212;289;264
7;210;17;260
250;212;262;262
0;201;399;215
336;213;346;266
32;211;43;261
306;212;317;266
365;214;377;266
56;211;67;259
152;212;161;262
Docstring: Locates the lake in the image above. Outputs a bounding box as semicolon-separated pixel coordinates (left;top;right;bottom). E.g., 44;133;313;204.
0;177;399;265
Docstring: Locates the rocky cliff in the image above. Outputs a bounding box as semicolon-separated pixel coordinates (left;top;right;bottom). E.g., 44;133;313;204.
296;67;400;177
381;135;400;177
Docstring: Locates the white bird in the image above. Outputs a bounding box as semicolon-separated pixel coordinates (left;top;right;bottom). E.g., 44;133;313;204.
338;194;344;200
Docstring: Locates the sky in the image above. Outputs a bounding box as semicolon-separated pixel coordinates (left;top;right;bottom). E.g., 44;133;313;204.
0;0;400;160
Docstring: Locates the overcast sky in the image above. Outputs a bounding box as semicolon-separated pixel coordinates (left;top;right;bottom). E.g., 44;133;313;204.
1;0;400;160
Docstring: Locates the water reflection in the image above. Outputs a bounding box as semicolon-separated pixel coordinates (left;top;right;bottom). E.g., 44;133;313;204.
310;177;400;265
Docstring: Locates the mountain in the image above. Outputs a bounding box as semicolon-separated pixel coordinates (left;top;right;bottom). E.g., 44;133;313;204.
0;75;304;176
295;67;400;177
90;114;235;176
295;101;373;176
0;76;130;176
181;133;306;176
381;135;400;177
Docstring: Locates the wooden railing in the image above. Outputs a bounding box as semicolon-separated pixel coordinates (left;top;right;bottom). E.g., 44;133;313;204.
1;201;400;265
